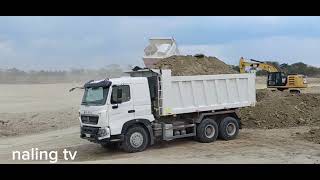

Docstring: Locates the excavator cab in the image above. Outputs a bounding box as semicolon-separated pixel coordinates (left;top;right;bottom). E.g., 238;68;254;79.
267;72;287;87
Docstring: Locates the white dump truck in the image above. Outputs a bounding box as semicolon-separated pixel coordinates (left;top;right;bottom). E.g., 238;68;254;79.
79;69;256;152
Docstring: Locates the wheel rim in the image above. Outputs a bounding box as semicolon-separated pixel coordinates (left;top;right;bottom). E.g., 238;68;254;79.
130;132;144;148
226;123;236;136
204;124;215;138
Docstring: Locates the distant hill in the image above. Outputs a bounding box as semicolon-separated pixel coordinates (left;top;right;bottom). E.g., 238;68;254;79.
0;64;130;84
1;61;319;84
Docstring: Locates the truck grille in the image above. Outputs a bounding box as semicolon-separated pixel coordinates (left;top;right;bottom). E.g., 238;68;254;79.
81;115;99;125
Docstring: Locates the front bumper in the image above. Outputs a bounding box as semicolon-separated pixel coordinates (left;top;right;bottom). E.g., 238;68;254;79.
80;126;123;143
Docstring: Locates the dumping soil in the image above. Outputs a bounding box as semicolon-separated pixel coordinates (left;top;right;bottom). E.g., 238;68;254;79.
300;128;320;144
154;55;238;76
240;89;320;129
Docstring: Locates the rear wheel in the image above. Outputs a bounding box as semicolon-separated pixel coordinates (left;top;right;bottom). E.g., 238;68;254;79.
120;125;149;153
196;118;218;143
218;117;239;140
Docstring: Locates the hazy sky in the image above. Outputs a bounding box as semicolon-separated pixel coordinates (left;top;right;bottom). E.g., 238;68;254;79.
1;16;320;70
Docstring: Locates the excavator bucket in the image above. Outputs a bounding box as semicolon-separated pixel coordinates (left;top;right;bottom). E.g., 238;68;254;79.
143;37;180;68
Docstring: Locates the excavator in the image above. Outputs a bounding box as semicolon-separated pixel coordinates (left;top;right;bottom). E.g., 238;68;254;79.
239;57;307;93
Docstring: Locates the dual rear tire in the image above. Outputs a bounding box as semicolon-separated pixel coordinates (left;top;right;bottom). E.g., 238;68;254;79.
196;118;219;143
218;117;239;140
196;116;239;143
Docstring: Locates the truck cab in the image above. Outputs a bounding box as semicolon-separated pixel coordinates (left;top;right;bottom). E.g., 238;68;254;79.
79;77;155;148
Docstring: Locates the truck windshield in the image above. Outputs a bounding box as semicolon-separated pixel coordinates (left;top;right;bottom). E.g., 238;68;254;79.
82;87;109;106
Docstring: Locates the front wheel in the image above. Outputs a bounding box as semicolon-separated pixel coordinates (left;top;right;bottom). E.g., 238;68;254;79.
120;125;149;153
196;118;218;143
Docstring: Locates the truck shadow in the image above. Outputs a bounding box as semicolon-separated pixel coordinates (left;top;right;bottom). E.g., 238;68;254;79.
150;138;195;149
58;144;128;162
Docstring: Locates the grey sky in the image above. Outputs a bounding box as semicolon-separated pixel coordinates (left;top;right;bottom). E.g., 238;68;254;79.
0;16;320;70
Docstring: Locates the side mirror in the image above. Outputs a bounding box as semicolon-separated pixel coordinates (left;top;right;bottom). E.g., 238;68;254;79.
112;104;118;109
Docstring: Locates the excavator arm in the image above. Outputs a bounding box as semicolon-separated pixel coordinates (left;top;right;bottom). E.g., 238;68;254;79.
239;57;280;73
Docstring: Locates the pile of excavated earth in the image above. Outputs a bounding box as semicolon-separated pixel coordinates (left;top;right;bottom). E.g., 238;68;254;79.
155;55;320;143
154;55;238;76
239;89;320;129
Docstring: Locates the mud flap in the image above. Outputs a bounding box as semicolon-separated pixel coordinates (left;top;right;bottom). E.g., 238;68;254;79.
146;124;155;145
233;110;242;129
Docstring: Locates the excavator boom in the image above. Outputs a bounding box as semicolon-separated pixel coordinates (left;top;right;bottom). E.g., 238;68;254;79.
239;57;280;73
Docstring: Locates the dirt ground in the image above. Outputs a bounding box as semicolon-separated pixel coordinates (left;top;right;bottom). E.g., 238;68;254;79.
0;126;319;164
0;83;82;137
0;78;320;164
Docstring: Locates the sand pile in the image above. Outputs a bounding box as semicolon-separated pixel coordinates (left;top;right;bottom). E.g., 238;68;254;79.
154;55;238;76
240;89;320;129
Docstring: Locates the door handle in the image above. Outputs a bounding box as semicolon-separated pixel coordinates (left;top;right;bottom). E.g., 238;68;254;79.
128;110;135;113
112;105;118;109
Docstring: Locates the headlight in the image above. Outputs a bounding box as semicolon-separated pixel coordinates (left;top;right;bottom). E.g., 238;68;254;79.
98;127;110;138
98;129;107;136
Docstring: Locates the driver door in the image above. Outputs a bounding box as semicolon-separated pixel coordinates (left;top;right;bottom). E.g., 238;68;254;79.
108;84;134;135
